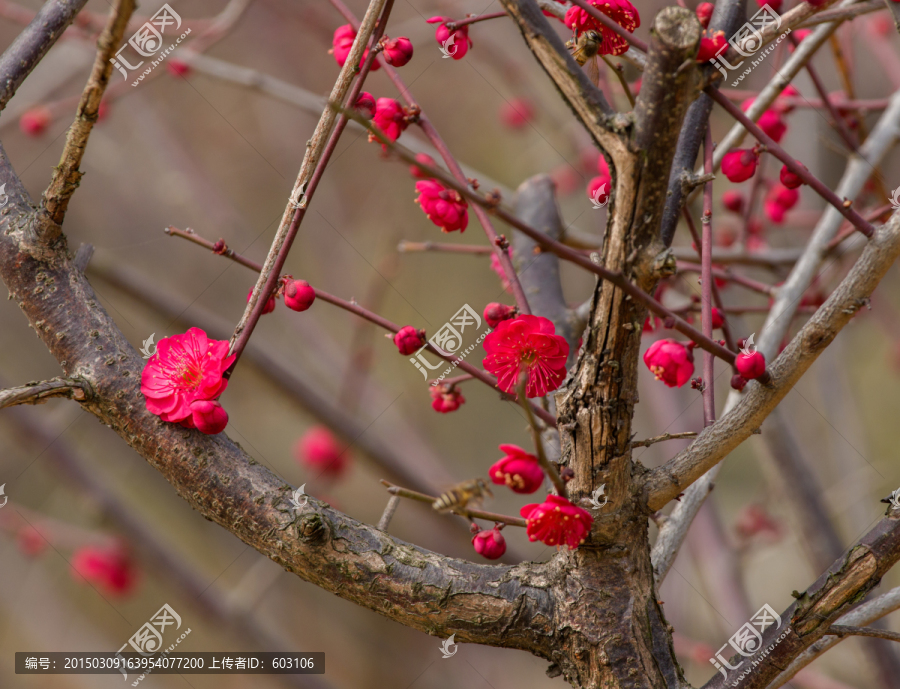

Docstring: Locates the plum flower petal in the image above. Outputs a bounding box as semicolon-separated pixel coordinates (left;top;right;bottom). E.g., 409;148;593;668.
520;495;593;549
482;315;569;398
141;327;234;423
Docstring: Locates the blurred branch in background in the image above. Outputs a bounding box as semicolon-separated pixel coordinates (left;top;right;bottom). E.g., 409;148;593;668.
2;402;331;689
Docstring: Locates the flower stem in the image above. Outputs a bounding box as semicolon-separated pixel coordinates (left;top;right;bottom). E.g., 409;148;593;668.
516;376;567;499
345;107;737;366
700;129;716;427
448;11;507;30
166;226;558;428
707;87;876;238
380;480;526;527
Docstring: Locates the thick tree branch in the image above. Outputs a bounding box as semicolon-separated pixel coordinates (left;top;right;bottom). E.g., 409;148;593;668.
0;142;556;652
701;513;900;689
497;0;623;156
770;585;900;688
644;211;900;510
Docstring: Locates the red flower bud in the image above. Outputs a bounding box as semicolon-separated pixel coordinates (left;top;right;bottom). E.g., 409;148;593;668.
484;302;517;329
722;190;745;214
711;307;725;329
331;24;380;71
758;109;787;143
764;184;799;224
415;179;468;233
167;60;191;77
721;149;759;183
696;2;714;28
190;399;229;434
500;97;535;130
472;526;507;559
409;152;437;179
248;287;276;314
284;279;316;312
427;16;473;60
354;92;376;119
735;350;766;379
17;525;46;557
393;326;426;355
430;384;465;413
758;0;781;12
371;98;408;144
779;164;804;189
382;36;414;67
730;374;748;391
295;426;351;478
489;444;545;494
775;85;799;114
697;31;726;62
20;107;51;137
71;543;139;597
643;339;694;388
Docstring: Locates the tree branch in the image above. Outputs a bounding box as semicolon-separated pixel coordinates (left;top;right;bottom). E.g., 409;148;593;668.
701;513;900;689
40;0;134;228
0;0;89;112
0;378;88;409
644;211;900;511
0;140;555;651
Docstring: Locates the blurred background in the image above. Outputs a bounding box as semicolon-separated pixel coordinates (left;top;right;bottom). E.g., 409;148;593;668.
1;0;900;687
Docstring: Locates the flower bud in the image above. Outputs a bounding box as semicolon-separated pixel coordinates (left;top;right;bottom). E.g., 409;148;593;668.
167;60;191;77
248;287;276;314
354;92;376;119
382;36;414;66
483;302;517;328
500;97;535;130
409;152;436;179
722;190;744;214
696;2;714;28
20;107;51;137
730;374;748;391
472;526;507;559
721;149;759;183
284;279;316;312
393;326;426;355
190;400;229;435
735;350;766;380
711;307;725;329
758;109;787;143
779;164;804;189
696;31;726;62
430;385;465;413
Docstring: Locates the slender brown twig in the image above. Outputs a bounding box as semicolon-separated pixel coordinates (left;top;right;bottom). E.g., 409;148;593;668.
380;480;527;527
